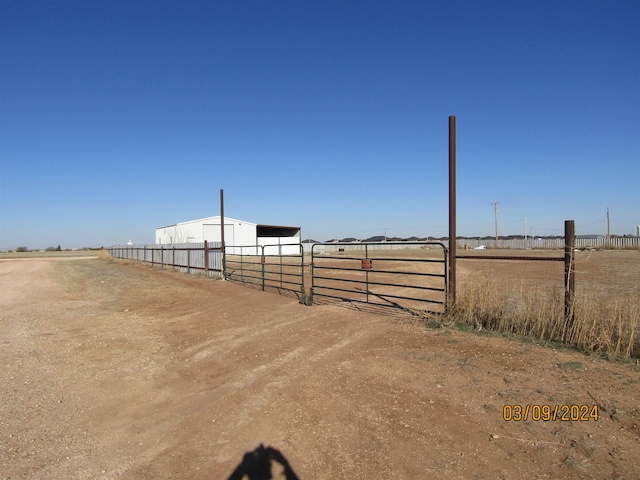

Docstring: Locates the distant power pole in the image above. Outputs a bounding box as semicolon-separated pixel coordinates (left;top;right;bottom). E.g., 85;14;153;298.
607;207;610;239
524;219;528;241
491;202;499;241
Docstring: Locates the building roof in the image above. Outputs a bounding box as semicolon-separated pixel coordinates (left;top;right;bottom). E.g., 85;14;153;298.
157;216;300;231
156;216;255;229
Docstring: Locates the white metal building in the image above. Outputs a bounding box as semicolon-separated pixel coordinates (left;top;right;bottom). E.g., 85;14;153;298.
155;216;301;255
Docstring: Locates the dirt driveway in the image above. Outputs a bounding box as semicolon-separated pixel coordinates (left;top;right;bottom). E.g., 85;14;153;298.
1;256;638;479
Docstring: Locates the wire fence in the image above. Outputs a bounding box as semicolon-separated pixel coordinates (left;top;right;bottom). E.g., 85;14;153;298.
305;236;639;253
107;242;223;277
453;248;639;358
106;224;639;357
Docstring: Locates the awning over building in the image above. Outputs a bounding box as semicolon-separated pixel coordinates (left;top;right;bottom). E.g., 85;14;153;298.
257;225;301;237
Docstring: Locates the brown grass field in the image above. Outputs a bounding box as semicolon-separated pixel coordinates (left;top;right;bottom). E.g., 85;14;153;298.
455;249;640;359
291;247;639;359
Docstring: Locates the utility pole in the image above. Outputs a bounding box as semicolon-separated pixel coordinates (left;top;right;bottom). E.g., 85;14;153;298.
491;202;499;241
220;188;225;280
607;207;610;239
524;219;528;242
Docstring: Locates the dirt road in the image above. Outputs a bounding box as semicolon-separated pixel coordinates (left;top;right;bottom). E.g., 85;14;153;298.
1;256;638;479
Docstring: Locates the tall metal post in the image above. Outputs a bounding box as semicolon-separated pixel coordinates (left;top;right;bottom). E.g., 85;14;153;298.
564;220;575;326
607;206;610;247
448;116;457;309
220;188;226;280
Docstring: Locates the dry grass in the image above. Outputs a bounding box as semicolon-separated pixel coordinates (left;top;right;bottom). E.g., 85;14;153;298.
97;249;113;260
450;272;639;359
0;249;100;259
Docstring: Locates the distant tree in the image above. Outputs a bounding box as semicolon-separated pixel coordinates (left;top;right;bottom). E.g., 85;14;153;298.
56;245;62;251
45;246;57;251
15;246;29;252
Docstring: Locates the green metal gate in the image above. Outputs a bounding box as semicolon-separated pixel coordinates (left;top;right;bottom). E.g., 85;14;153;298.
224;244;305;296
311;242;448;314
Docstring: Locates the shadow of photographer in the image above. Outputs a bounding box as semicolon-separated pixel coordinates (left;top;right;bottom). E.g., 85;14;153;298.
227;443;300;480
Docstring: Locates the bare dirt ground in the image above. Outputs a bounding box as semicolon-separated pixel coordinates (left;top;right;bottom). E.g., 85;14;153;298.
1;256;638;479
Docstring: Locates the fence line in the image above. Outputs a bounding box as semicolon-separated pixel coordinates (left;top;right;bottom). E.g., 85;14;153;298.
108;242;223;278
305;236;639;252
458;237;639;250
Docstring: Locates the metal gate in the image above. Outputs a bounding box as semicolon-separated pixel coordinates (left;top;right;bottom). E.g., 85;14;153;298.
310;242;448;314
224;244;305;296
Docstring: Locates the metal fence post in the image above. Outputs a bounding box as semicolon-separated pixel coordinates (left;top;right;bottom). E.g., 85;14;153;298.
300;243;305;295
365;243;370;303
261;246;266;291
448;115;457;310
220;189;226;280
279;244;283;288
204;240;209;277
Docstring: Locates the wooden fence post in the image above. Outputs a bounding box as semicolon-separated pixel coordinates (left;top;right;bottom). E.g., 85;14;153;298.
564;220;576;326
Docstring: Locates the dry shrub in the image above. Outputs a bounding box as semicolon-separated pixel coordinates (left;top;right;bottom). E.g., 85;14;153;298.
451;273;639;359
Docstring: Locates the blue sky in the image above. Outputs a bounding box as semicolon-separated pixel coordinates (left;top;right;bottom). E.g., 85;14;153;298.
1;0;638;249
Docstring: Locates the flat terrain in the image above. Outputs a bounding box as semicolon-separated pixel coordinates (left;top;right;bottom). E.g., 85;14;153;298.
1;256;638;479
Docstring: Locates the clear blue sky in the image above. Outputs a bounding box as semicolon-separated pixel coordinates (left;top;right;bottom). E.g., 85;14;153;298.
1;0;638;249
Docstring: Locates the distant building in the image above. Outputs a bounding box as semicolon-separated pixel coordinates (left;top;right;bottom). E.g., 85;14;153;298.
155;216;301;255
575;234;605;240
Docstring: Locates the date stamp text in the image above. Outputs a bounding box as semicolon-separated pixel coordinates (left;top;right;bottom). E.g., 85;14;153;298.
503;404;598;421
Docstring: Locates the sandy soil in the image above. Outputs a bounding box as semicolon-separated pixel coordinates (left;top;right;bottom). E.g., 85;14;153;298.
1;256;638;479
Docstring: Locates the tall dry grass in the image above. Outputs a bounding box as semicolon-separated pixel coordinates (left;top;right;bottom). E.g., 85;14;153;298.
97;249;113;260
450;273;639;359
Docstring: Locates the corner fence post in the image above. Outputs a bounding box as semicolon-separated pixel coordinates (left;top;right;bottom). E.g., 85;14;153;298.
564;220;576;326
